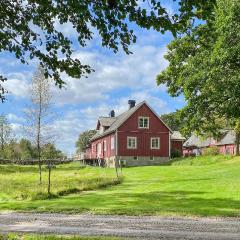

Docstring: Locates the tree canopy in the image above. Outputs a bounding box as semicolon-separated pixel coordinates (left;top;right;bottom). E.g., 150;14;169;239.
157;0;240;152
0;0;216;101
76;129;97;153
0;138;65;160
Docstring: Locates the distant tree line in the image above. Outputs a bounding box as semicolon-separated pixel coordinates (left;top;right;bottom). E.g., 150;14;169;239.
0;138;66;160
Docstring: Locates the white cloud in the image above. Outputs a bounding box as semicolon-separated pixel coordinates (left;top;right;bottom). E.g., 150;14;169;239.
52;42;168;105
2;71;32;98
7;113;25;123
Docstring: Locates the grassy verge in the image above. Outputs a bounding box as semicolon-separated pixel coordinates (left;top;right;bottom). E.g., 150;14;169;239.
1;155;240;217
0;234;122;240
0;162;121;201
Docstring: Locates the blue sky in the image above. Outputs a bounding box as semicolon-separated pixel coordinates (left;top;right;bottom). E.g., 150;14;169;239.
0;3;185;156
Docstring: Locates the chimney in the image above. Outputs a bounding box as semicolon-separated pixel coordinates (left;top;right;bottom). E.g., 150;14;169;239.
109;110;115;117
128;100;136;109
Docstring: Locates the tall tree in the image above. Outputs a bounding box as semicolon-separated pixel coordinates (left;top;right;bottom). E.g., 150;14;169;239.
160;111;183;132
0;115;12;156
19;138;35;159
157;0;240;154
76;130;97;153
0;0;216;101
25;66;54;183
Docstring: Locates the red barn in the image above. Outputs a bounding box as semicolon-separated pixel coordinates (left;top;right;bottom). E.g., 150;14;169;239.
85;100;184;167
183;130;237;156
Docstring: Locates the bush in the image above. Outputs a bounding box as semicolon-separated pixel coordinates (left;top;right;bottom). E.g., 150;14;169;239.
171;148;182;158
202;146;219;156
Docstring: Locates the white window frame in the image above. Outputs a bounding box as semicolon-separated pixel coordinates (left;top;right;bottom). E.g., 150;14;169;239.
111;136;115;150
97;142;102;157
138;116;149;129
127;136;137;149
104;140;107;151
151;137;160;149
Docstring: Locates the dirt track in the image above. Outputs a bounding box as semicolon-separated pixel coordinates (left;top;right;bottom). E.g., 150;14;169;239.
0;213;240;239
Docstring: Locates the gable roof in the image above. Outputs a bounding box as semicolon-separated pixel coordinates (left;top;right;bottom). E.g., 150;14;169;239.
183;130;236;148
216;130;235;146
171;131;186;141
98;117;117;127
183;134;211;148
91;101;172;141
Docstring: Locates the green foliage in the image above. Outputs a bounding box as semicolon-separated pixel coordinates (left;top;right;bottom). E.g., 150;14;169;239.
76;130;97;153
202;146;220;156
171;148;182;158
42;143;66;160
0;138;65;160
0;1;216;101
157;0;240;135
160;111;183;131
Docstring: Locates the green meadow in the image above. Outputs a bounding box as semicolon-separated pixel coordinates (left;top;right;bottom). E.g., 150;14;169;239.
1;155;240;217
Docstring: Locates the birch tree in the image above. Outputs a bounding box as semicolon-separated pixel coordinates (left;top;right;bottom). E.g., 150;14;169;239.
25;66;54;184
0;115;12;156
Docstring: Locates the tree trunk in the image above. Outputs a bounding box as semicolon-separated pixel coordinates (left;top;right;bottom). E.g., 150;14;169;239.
48;167;51;195
236;132;240;156
38;147;42;184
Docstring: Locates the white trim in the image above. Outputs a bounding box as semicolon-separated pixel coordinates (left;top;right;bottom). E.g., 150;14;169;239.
138;116;149;129
169;132;171;158
116;131;118;156
97;142;102;157
111;135;115;150
91;101;172;142
103;140;107;152
151;137;160;149
150;156;154;161
127;136;137;149
144;101;173;133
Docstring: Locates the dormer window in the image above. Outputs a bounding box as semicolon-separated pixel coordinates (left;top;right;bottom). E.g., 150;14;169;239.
138;116;149;129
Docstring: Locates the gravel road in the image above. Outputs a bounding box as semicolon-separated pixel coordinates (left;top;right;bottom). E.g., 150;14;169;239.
0;213;240;239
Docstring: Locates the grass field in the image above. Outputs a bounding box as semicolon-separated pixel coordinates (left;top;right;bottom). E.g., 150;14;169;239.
1;155;240;217
0;163;120;201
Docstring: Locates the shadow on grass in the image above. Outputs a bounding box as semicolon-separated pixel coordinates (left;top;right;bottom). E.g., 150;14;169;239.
1;190;240;217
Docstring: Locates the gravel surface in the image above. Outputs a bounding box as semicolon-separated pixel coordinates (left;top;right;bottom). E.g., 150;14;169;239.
0;213;240;239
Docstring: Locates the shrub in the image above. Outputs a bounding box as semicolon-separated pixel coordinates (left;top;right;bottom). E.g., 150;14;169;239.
171;148;182;158
202;146;219;156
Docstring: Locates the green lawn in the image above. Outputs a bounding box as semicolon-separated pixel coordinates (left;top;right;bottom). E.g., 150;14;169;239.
1;155;240;217
0;163;120;201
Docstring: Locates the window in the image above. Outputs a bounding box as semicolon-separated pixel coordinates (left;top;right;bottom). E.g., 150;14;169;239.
111;136;115;150
133;156;138;160
104;140;107;151
127;136;137;149
139;117;149;129
150;156;154;161
97;142;102;157
151;137;160;149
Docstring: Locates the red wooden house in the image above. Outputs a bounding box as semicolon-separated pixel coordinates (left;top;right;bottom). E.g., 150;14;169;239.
85;100;184;167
